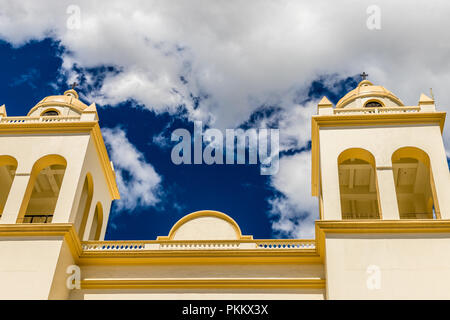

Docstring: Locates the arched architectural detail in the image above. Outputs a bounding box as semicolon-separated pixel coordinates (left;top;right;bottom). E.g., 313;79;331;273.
27;89;87;117
89;202;104;240
338;148;376;167
335;80;404;109
363;99;385;108
74;173;94;239
40;108;61;117
338;148;381;219
158;210;253;241
0;156;18;167
17;154;67;223
0;156;18;218
391;147;439;219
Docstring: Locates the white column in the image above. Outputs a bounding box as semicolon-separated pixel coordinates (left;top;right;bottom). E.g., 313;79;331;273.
428;137;450;219
321;161;342;220
0;173;31;223
52;163;83;224
375;167;400;220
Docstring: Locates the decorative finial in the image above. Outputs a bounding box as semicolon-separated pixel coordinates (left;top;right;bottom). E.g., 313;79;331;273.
63;82;80;98
71;82;78;90
360;72;369;81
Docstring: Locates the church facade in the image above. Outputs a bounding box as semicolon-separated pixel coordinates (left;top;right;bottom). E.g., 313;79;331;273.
0;80;449;299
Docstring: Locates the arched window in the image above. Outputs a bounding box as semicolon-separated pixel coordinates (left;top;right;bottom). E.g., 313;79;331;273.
41;109;59;116
392;147;439;219
17;155;67;223
89;202;103;240
0;156;18;219
338;148;381;219
364;100;383;108
73;173;93;240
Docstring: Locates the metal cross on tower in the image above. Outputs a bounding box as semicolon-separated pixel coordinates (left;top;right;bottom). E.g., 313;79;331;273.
360;72;369;80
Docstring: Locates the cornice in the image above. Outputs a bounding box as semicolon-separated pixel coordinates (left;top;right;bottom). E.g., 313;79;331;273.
0;223;82;260
80;278;326;290
78;248;321;265
315;219;450;260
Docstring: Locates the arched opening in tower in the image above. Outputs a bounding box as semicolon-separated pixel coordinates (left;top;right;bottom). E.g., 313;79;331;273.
20;163;66;223
0;156;17;219
392;147;439;219
338;148;380;219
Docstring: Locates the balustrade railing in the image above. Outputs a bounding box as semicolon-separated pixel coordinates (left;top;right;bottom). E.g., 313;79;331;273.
81;239;316;252
16;214;53;224
82;242;146;251
254;240;315;249
159;241;241;250
333;106;420;115
0;115;81;124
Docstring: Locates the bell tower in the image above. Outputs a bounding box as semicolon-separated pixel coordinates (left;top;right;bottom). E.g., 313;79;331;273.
313;78;450;299
0;89;119;299
312;79;449;221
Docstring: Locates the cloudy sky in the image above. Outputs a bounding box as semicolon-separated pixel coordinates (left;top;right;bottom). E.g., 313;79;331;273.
0;0;449;239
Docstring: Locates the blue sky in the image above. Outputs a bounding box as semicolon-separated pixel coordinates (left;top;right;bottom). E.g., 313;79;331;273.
0;1;449;240
0;38;357;239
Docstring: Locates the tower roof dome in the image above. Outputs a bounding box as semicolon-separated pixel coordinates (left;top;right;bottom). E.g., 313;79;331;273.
27;89;89;116
336;80;404;108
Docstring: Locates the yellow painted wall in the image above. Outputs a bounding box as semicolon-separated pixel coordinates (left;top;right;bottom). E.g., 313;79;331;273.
325;234;450;299
0;238;64;299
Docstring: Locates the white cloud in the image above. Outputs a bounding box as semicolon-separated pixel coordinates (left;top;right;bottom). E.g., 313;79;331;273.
1;0;449;232
249;99;317;238
152;131;171;149
269;151;317;238
102;127;162;211
2;1;450;131
278;99;317;152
